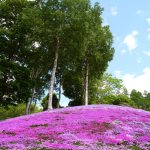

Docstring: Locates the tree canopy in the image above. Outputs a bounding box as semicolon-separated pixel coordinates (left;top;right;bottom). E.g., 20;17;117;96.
0;0;115;111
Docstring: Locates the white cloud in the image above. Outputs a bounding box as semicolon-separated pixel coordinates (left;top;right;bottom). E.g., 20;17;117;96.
123;31;139;52
144;51;150;57
122;68;150;93
146;18;150;25
110;7;118;16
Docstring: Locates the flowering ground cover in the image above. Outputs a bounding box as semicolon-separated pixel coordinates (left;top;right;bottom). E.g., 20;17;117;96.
0;104;150;150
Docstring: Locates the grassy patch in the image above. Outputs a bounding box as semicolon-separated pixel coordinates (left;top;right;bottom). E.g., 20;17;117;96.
30;124;48;128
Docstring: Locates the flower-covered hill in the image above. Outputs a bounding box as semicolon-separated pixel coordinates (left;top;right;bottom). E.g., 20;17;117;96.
0;105;150;150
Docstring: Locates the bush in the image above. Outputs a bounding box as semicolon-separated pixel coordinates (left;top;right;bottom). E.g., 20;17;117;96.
0;103;41;121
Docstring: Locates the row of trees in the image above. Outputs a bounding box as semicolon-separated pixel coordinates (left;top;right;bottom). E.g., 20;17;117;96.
0;0;114;113
41;73;150;111
130;90;150;110
1;72;149;120
65;73;150;111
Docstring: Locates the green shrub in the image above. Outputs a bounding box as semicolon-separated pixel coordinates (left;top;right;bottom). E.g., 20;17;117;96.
0;103;42;121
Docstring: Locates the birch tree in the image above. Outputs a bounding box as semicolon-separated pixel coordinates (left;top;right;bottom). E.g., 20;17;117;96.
40;0;90;110
63;2;114;106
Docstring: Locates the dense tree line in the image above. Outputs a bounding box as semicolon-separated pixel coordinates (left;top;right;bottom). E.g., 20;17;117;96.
130;89;150;110
61;73;148;111
67;73;150;111
1;72;150;120
41;73;150;111
0;0;114;113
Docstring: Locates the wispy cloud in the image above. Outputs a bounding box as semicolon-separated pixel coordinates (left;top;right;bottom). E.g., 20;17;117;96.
147;28;150;40
123;31;139;52
110;7;118;16
146;18;150;25
144;51;150;58
121;68;150;93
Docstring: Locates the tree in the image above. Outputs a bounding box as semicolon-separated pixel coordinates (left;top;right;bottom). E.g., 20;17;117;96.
18;1;50;114
0;59;31;107
144;91;150;110
39;0;92;110
63;68;84;106
0;0;114;110
130;90;150;110
83;24;114;105
0;0;50;111
62;3;114;105
0;0;32;107
38;0;65;110
89;73;128;104
130;89;144;108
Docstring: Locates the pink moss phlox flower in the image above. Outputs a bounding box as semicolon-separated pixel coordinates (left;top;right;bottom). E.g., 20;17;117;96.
0;104;150;149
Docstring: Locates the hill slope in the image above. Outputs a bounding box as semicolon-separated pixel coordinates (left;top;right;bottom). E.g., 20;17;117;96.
0;105;150;150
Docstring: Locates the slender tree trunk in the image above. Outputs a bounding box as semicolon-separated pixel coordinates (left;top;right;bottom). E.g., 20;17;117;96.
48;38;59;110
84;59;89;105
29;88;36;114
28;98;32;114
58;75;62;108
25;98;31;115
28;95;33;114
33;99;37;113
25;88;35;115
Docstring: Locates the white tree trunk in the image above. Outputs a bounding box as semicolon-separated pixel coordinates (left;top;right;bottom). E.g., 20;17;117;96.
84;59;89;105
48;38;59;110
58;75;62;108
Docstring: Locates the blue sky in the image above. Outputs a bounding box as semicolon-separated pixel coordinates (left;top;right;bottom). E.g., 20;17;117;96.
91;0;150;93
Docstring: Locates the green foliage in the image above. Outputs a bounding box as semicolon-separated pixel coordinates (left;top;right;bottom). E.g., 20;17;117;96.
0;58;31;107
62;2;114;106
0;0;49;107
89;73;128;104
88;73;150;110
101;94;132;106
63;68;84;106
0;103;41;121
41;93;59;111
130;89;150;111
0;0;32;107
